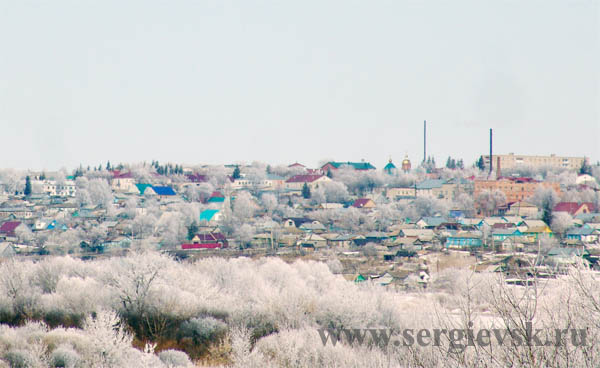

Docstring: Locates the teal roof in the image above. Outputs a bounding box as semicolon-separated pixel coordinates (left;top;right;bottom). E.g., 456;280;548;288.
200;209;220;222
328;162;376;170
493;228;522;236
384;161;396;174
207;197;225;203
384;162;396;170
135;184;153;195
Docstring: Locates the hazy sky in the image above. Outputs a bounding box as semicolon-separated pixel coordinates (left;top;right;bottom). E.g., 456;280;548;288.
1;0;598;171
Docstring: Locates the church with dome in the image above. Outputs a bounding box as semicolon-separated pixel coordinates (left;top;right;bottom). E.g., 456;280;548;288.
384;159;396;175
401;155;411;173
384;155;412;175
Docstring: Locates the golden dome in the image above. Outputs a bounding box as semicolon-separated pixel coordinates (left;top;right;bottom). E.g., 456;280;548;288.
401;155;411;172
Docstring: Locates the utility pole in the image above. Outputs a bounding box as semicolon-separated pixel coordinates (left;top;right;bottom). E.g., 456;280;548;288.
489;128;493;175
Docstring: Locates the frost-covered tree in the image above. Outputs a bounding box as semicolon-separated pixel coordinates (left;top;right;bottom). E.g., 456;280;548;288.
373;203;401;230
235;224;255;248
184;182;214;202
452;192;475;217
311;186;326;204
75;177;113;207
133;213;157;239
551;212;574;237
404;196;449;219
321;181;350;203
333;167;384;196
0;169;24;194
14;223;34;244
260;193;278;214
123;197;138;219
475;189;506;216
233;191;258;220
530;186;559;226
86;224;109;249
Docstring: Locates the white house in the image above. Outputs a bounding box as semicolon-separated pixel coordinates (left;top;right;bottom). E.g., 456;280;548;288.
111;172;137;192
284;174;332;191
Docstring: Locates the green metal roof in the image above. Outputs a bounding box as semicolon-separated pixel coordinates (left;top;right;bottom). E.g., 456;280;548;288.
207;196;225;203
200;209;220;222
328;162;376;170
135;184;153;195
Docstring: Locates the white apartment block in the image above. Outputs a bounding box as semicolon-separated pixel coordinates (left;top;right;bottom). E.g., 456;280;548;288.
35;180;77;197
483;153;585;171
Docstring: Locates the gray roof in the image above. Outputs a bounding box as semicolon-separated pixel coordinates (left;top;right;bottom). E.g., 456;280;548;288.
493;228;521;235
418;216;447;227
566;227;597;236
575;213;600;222
416;179;446;190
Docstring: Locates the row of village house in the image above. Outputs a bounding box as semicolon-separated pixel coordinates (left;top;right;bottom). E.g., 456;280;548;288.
0;161;598;256
1;189;598;256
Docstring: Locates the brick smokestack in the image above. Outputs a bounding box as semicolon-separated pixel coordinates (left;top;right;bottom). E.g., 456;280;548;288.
496;156;501;180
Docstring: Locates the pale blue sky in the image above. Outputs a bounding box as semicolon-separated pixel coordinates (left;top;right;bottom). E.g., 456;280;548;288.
1;0;598;170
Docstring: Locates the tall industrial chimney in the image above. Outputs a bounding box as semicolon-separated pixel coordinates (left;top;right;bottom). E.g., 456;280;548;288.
423;120;427;163
496;156;501;180
489;128;493;174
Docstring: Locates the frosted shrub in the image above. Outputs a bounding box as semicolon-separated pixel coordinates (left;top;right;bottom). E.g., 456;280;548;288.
254;328;390;368
82;310;134;366
49;344;80;368
325;258;343;274
180;316;227;342
3;349;35;368
158;350;192;367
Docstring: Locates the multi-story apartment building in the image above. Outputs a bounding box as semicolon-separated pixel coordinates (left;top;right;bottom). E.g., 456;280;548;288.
474;177;561;203
34;180;77;197
387;178;472;201
230;174;286;191
482;153;585;171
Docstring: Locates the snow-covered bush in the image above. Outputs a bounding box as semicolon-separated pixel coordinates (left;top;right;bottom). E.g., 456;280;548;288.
49;344;81;368
158;349;192;367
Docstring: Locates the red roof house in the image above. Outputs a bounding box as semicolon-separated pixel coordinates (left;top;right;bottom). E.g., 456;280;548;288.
186;173;208;183
181;243;222;250
553;202;597;216
352;198;376;209
191;232;228;247
285;174;324;183
0;221;22;237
